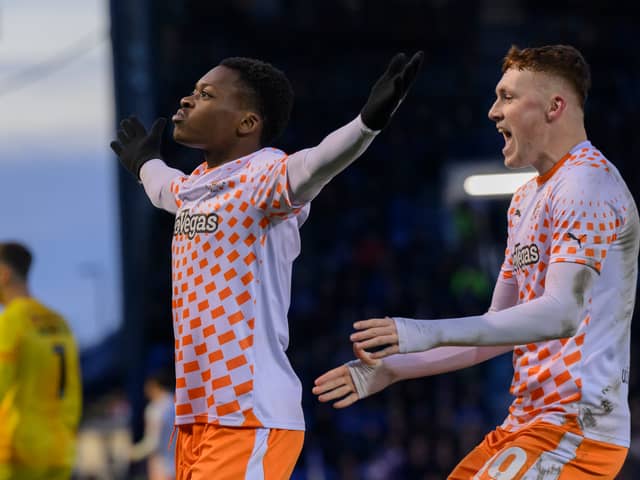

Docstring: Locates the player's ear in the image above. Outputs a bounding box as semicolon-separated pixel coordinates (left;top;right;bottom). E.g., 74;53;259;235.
0;264;10;285
546;95;566;122
237;112;261;138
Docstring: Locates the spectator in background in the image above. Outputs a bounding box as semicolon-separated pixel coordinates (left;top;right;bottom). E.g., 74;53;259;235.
0;242;82;479
130;369;175;480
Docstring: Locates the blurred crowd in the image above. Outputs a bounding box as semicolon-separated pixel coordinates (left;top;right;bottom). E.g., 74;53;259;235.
83;1;640;478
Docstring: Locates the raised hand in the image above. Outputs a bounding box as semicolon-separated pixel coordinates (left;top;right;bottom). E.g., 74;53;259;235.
360;51;424;130
110;116;167;179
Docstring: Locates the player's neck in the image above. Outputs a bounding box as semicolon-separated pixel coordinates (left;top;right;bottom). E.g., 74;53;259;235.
534;123;587;175
2;284;30;305
556;122;587;157
204;140;262;169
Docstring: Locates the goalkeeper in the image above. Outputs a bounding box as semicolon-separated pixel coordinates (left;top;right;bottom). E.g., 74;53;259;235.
0;242;82;480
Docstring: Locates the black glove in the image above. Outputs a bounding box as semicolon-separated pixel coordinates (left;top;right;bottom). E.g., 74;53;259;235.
360;51;424;131
110;116;167;179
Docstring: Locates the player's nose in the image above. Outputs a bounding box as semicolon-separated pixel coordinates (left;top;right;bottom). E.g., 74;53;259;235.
180;95;195;108
488;100;502;122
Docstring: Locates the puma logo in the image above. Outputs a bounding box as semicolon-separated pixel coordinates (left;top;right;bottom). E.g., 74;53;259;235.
567;232;586;249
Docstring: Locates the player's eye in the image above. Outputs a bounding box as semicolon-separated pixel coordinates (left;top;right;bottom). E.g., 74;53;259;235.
191;89;211;98
496;90;513;102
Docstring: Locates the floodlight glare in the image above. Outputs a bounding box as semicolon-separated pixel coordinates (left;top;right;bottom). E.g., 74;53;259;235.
463;172;537;197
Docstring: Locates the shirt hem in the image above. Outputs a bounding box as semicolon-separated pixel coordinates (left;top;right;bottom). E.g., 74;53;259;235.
582;429;629;448
548;257;602;275
502;416;629;448
174;415;305;431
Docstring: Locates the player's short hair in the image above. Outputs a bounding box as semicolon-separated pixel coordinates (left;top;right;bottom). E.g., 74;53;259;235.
220;57;294;145
0;242;32;280
502;45;591;109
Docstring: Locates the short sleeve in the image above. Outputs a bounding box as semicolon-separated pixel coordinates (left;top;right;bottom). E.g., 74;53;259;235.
549;171;620;273
140;159;191;214
247;149;305;220
169;175;189;210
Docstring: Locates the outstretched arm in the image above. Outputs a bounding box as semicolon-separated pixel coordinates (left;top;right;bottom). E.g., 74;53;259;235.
352;262;595;358
111;116;184;214
287;117;377;204
377;274;518;379
314;344;512;409
288;52;423;204
313;274;518;408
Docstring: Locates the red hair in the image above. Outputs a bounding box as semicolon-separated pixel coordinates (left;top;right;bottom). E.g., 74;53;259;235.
502;45;591;108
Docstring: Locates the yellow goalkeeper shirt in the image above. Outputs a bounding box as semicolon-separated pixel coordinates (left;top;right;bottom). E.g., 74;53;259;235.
0;297;81;468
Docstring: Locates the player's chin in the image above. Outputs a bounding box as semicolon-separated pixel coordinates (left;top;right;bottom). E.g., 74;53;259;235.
503;155;518;169
172;125;194;146
504;153;525;169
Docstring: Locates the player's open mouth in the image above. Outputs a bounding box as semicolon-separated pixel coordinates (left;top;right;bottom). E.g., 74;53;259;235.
497;126;512;139
497;126;513;153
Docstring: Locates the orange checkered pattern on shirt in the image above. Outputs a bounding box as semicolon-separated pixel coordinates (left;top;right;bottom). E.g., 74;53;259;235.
169;148;303;427
499;143;630;432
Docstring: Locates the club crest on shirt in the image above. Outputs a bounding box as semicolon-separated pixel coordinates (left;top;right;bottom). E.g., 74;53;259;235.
174;210;220;239
207;181;226;194
513;242;540;271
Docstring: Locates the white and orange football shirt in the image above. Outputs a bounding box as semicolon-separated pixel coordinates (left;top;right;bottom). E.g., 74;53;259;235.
499;140;639;447
167;148;309;430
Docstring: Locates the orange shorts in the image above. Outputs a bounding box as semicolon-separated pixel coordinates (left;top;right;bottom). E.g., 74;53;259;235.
449;420;627;479
175;423;304;480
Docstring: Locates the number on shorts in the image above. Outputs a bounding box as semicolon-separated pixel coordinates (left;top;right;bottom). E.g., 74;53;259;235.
487;446;528;479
